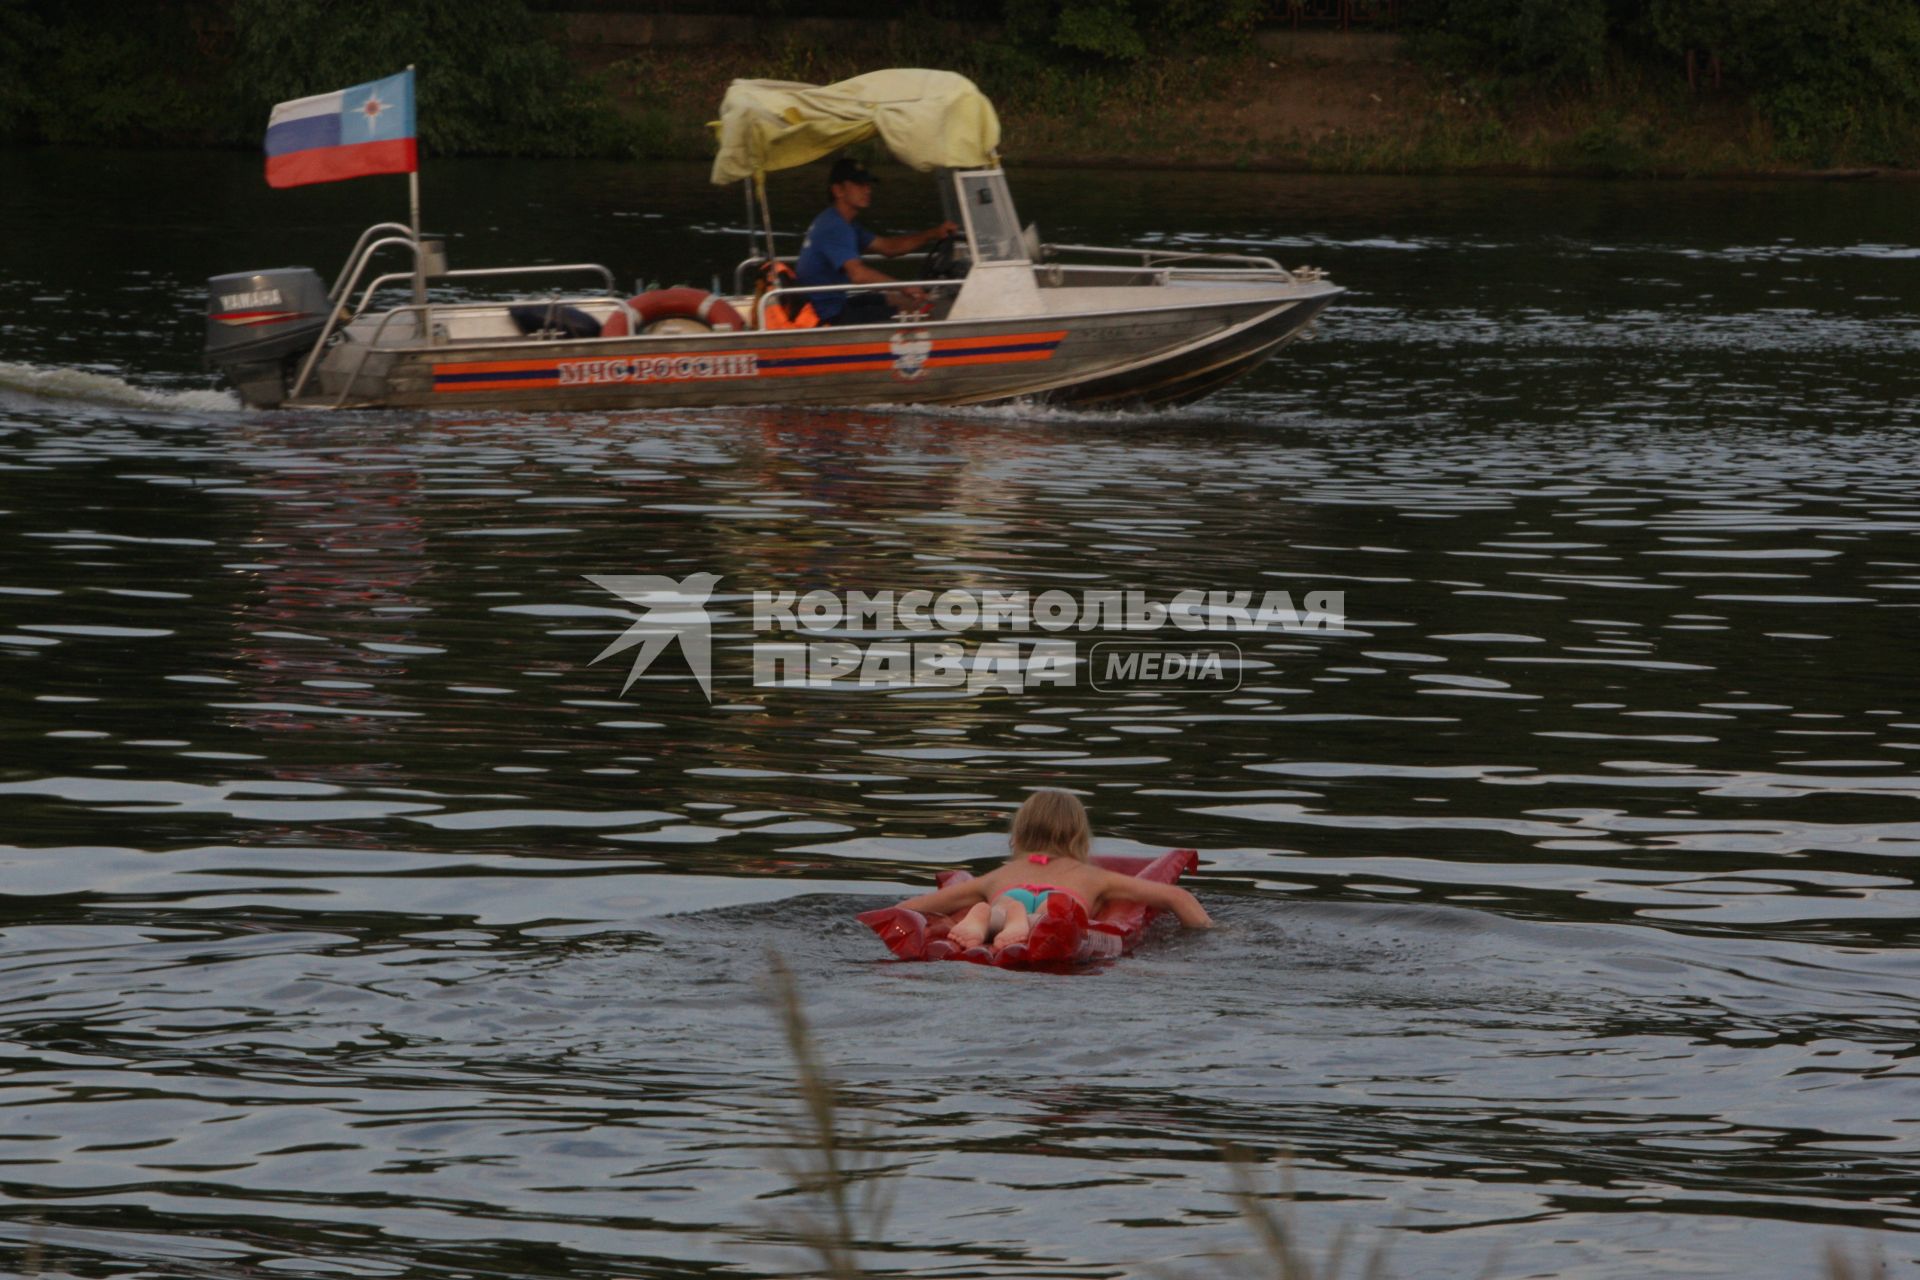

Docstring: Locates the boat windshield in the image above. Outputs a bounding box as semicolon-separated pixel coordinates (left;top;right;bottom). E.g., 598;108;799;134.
947;170;1028;264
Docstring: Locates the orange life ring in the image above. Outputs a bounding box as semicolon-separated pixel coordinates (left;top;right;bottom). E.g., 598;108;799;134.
602;287;747;338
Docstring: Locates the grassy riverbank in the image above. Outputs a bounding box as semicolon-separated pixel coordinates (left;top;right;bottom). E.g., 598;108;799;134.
584;34;1915;179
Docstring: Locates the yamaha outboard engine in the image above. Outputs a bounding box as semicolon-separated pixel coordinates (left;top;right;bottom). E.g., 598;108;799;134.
205;268;330;408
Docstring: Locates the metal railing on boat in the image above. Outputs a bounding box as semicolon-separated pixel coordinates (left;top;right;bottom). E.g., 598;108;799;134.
292;233;427;402
731;251;934;296
756;277;966;327
327;223;416;304
1040;243;1292;275
733;246;1294;299
292;219;628;402
354;263;621;316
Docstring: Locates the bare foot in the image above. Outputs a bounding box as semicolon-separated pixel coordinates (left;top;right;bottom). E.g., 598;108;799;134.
991;899;1033;950
947;902;992;949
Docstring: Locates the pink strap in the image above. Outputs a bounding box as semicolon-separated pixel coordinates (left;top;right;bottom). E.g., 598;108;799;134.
1027;853;1050;864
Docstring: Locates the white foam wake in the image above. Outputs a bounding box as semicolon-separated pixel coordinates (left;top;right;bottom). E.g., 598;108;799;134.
0;361;240;413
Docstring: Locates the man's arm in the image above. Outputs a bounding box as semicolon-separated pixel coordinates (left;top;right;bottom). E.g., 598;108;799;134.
843;258;900;287
842;257;930;311
870;220;960;258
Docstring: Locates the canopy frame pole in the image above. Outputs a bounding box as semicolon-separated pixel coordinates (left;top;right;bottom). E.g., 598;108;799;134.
754;173;777;266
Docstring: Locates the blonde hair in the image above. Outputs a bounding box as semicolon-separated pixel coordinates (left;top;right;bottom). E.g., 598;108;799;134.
1010;788;1091;862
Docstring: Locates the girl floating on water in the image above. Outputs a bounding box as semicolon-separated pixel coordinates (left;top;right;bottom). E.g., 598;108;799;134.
892;788;1211;951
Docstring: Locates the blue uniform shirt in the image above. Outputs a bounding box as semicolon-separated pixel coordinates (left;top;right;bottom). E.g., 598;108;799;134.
795;206;876;322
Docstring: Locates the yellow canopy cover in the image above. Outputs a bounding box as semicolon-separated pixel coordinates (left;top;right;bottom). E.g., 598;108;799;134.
709;68;1001;185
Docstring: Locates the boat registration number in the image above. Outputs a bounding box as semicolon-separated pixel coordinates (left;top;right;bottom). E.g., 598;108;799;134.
558;354;758;386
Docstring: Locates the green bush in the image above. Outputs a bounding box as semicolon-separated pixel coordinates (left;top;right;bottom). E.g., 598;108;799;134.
998;0;1266;64
0;0;632;154
1648;0;1920;162
225;0;600;156
1407;0;1614;88
1409;0;1920;164
0;0;225;145
0;0;42;141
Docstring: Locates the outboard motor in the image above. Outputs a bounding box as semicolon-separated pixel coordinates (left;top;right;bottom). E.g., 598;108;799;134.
204;268;330;408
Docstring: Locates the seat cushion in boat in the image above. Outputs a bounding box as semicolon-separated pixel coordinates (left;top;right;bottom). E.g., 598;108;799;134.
507;304;602;339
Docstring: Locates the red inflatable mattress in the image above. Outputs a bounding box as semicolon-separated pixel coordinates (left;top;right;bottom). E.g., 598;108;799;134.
857;849;1200;969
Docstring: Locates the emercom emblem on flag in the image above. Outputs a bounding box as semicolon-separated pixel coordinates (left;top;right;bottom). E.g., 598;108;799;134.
265;70;417;189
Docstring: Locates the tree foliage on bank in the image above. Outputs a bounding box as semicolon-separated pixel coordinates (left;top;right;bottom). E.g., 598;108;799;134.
227;0;614;155
0;0;614;154
0;0;226;145
1410;0;1920;162
993;0;1267;63
1;0;1916;167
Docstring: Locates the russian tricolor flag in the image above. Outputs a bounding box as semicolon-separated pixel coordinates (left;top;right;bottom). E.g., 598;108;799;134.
265;70;417;189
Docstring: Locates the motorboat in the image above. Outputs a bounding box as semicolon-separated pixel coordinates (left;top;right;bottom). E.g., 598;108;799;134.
205;69;1341;412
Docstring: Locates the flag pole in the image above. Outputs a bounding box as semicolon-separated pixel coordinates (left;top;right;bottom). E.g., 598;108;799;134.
407;65;424;306
410;167;424;304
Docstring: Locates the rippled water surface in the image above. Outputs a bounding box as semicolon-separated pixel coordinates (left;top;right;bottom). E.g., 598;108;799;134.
2;153;1918;1279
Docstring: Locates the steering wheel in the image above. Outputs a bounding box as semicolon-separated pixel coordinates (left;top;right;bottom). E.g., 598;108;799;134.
922;233;969;281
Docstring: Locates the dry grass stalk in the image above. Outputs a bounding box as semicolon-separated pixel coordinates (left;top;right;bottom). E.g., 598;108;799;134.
757;970;1881;1280
762;953;895;1279
1824;1242;1892;1280
24;1216;46;1277
1213;1147;1395;1280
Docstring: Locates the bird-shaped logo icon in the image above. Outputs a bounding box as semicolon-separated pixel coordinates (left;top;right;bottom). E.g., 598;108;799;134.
584;572;722;700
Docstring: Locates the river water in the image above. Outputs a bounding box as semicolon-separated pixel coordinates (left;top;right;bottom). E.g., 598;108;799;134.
1;151;1917;1279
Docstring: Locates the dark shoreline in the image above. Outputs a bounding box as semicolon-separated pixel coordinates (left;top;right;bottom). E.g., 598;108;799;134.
1009;157;1919;181
41;138;1917;184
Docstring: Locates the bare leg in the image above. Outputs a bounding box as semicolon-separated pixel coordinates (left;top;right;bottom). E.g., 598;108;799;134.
947;901;994;949
994;898;1032;949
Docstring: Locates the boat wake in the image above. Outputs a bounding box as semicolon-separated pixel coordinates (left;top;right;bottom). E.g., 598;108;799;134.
851;396;1244;428
0;360;240;414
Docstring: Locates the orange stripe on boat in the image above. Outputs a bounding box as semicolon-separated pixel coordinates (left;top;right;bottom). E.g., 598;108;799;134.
430;329;1067;392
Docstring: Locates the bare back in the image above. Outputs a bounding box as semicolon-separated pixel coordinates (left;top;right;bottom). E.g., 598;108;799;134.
976;854;1134;914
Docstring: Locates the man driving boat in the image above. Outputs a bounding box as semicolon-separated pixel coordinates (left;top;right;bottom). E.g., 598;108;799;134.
795;157;958;326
